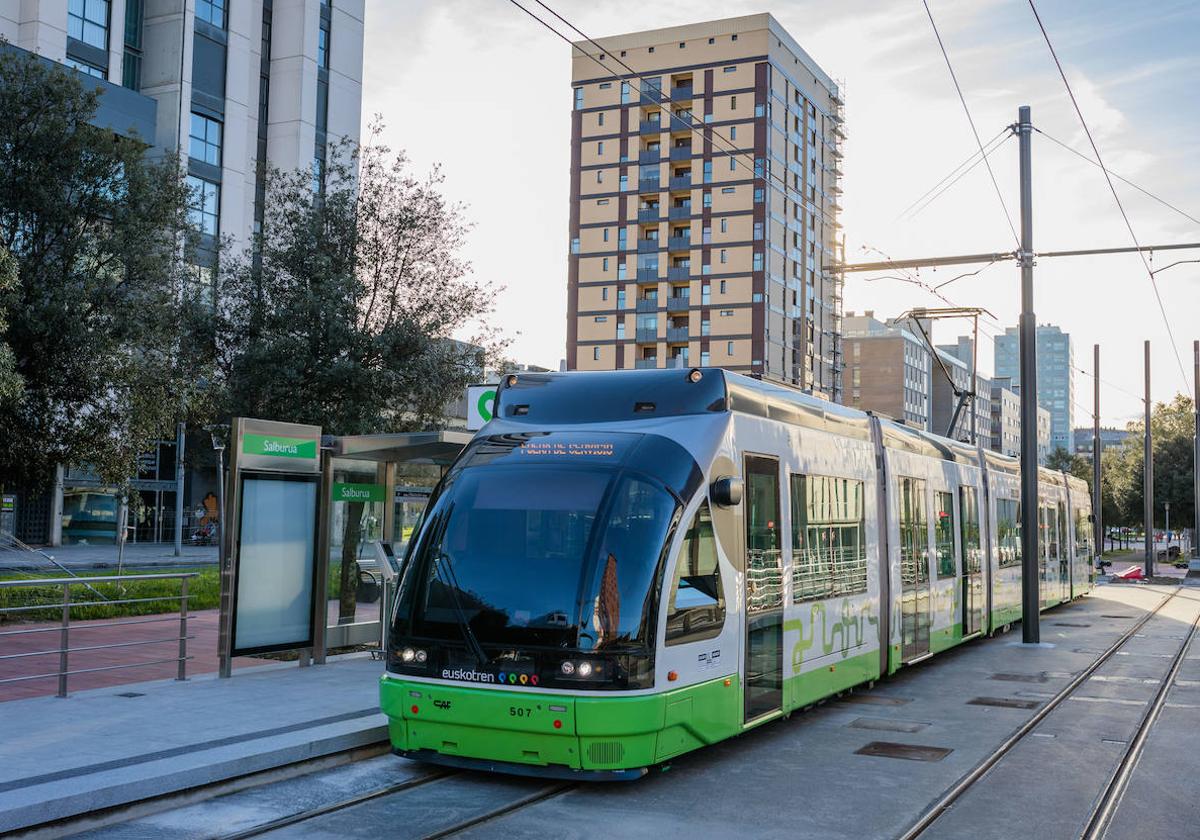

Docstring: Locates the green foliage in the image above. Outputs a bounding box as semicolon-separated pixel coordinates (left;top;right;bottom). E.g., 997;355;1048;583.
0;567;220;622
1045;446;1092;485
213;124;506;437
0;47;202;489
1101;395;1196;528
0;245;21;405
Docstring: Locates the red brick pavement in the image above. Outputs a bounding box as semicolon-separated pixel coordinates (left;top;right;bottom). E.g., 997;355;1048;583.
0;598;385;702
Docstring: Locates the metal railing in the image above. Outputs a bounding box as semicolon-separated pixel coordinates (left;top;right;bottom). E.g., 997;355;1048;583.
0;573;197;697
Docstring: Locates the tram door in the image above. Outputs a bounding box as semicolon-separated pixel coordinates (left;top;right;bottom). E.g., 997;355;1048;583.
899;478;931;661
744;455;784;721
1057;501;1069;602
1038;506;1051;608
959;486;984;636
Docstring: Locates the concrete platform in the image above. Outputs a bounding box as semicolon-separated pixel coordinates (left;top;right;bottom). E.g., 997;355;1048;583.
69;584;1200;840
0;656;388;834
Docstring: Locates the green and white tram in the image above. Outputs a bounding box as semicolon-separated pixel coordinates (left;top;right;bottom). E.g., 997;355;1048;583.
380;368;1094;779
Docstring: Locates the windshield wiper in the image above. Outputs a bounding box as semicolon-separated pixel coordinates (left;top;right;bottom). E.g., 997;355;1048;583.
435;548;490;669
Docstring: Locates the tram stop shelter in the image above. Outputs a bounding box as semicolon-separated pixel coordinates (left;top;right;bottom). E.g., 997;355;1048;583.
313;430;471;661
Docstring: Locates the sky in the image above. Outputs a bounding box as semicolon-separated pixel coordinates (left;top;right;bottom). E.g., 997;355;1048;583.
362;0;1200;426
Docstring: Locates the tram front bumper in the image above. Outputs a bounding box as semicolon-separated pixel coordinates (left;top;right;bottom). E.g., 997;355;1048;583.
379;676;671;773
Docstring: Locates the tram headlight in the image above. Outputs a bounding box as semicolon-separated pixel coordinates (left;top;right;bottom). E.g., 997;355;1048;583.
401;647;416;663
560;661;575;675
414;649;428;664
577;661;594;678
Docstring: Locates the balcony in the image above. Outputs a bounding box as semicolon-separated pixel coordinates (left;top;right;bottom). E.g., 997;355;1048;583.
637;207;661;223
669;146;693;162
669;175;693;191
670;86;694;102
667;236;692;252
635;359;659;369
640;87;662;105
638;177;661;194
666;327;689;343
668;206;692;221
667;266;691;281
666;295;691;311
668;114;692;132
639;120;662;135
635;328;659;343
636;267;659;282
637;238;660;253
639;149;661;164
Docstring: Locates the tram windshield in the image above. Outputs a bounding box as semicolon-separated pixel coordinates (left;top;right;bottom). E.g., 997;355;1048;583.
393;433;691;653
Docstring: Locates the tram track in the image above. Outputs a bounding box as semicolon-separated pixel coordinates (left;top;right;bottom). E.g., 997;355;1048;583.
900;587;1190;840
214;764;576;840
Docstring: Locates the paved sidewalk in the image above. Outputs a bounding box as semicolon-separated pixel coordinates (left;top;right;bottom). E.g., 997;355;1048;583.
0;656;387;834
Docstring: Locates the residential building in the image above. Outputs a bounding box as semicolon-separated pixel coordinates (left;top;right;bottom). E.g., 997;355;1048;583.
842;312;931;430
991;379;1022;457
994;324;1075;453
566;14;845;399
998;379;1052;464
1;0;365;544
934;337;991;444
1074;426;1132;457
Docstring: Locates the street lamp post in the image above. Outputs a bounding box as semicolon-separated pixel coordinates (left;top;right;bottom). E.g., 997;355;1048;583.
207;425;230;572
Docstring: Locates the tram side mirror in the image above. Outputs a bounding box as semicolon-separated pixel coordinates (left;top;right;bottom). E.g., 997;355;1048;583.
711;476;743;507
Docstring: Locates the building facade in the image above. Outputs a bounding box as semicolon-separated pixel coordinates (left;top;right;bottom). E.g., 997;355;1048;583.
994;324;1074;454
2;0;364;544
1074;426;1132;457
843;312;931;430
566;14;844;398
933;339;991;444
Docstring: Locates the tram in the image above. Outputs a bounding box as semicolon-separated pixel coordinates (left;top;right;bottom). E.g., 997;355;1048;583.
380;368;1094;779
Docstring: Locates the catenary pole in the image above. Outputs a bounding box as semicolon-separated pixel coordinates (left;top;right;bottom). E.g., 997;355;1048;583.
1193;340;1199;562
1094;345;1102;560
1018;106;1040;643
1145;341;1155;578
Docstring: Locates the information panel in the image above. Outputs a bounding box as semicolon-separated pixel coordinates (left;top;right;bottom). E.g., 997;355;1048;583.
232;474;318;653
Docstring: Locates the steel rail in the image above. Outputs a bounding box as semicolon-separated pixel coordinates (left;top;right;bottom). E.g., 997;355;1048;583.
899;588;1181;839
1081;600;1200;839
217;771;452;840
420;781;577;839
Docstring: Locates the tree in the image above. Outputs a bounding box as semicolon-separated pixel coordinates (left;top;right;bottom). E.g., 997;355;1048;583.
1100;396;1196;530
0;246;21;406
0;47;200;490
215;126;504;621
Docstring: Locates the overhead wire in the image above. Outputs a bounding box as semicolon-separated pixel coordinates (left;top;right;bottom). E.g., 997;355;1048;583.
1025;0;1191;393
921;0;1021;248
1033;127;1200;230
904;132;1015;222
894;125;1012;220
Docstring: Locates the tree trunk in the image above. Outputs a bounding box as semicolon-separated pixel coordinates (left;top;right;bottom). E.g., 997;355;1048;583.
338;500;364;625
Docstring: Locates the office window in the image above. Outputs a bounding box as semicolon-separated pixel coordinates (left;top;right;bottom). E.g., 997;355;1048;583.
754;188;764;203
648;46;655;53
602;228;609;242
189;113;222;166
594;316;607;323
726;341;734;355
753;252;764;271
195;0;226;28
720;218;727;233
318;23;330;69
593;347;600;361
730;95;737;109
620;81;631;103
65;56;106;77
187;175;220;236
596;198;609;205
719;280;727;294
730;157;736;171
571;237;580;254
596;171;603;184
599;82;612;90
69;0;110;49
703;161;712;183
719;249;727;264
730;125;737;141
702;191;712;208
602;258;609;272
724;66;736;73
598;112;605;127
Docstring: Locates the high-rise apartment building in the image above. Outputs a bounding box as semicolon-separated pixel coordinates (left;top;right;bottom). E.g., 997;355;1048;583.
566;14;844;398
994;324;1074;454
1;0;364;545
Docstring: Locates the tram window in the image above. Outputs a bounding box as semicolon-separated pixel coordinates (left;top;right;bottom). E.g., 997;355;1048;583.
960;486;982;574
934;491;956;578
997;498;1021;567
1075;509;1092;558
665;501;725;645
898;478;929;586
790;474;866;602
